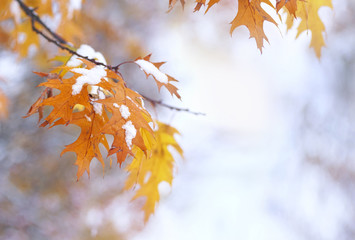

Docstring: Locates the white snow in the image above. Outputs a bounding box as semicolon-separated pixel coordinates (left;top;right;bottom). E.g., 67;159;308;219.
92;102;103;115
71;66;107;95
67;44;107;67
119;105;130;119
113;103;119;108
98;89;105;99
135;59;168;84
122;121;136;150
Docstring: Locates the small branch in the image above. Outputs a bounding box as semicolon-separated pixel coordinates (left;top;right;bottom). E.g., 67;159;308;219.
15;0;66;44
141;95;206;116
16;0;205;116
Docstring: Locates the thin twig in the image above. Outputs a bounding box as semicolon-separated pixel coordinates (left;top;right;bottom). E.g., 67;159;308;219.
16;0;204;116
142;95;206;116
16;0;67;44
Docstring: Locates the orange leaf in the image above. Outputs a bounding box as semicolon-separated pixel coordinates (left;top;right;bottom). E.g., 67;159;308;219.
230;0;277;52
98;69;155;166
26;56;156;180
135;54;181;99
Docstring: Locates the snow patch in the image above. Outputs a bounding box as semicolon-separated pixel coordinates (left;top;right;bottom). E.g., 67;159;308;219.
92;102;103;115
98;89;105;99
71;66;106;95
122;121;136;150
67;44;107;67
135;59;168;84
120;105;130;119
113;103;119;108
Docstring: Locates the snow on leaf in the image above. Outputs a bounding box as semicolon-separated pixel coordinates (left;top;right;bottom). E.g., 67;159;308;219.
230;0;277;53
24;58;156;179
135;54;181;99
67;44;107;67
98;69;155;166
71;65;107;95
24;62;111;179
125;121;183;222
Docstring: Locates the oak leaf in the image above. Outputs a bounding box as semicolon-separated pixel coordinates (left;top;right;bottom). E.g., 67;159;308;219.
97;68;155;166
230;0;277;52
125;121;183;222
26;57;156;180
287;0;332;58
135;54;181;99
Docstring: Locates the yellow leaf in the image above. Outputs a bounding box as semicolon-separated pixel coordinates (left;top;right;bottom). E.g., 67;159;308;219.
288;0;332;58
125;121;183;222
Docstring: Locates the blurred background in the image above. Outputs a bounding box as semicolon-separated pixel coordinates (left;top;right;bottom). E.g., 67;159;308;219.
1;0;355;239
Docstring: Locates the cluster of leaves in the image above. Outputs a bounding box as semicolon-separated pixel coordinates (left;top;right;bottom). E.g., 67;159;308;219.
23;50;183;221
170;0;332;58
1;0;185;221
0;0;335;223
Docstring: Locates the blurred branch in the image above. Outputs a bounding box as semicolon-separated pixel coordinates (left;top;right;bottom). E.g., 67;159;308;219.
15;0;109;69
